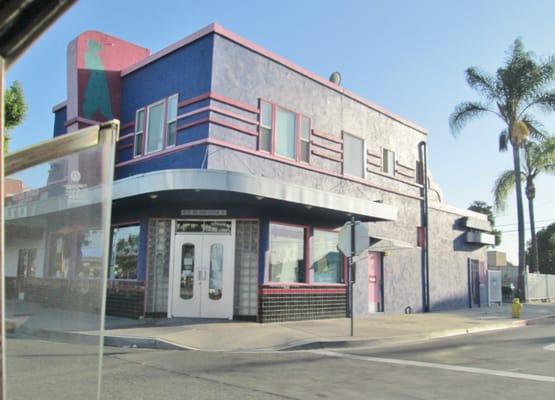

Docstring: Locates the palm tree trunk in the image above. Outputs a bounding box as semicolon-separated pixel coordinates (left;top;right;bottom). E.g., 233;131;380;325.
513;144;527;301
527;180;539;273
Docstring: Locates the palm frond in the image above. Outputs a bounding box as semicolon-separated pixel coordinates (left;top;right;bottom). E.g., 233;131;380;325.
521;90;555;114
465;67;499;100
449;101;493;136
498;129;509;152
497;39;555;108
521;114;547;141
493;169;520;211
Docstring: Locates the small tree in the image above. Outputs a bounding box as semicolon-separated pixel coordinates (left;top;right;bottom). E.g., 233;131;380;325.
529;223;555;274
4;80;28;153
468;200;502;246
494;137;555;272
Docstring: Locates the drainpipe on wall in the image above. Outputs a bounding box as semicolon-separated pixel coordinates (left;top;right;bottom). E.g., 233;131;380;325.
419;141;430;312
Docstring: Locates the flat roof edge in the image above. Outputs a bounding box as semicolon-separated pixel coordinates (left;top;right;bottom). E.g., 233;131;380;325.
121;23;428;135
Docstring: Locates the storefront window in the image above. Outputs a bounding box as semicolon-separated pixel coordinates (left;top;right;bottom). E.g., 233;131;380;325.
269;223;305;282
312;230;343;283
76;229;103;278
109;225;140;279
48;233;72;278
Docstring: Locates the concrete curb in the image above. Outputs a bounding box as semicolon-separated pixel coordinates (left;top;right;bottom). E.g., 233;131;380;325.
11;314;555;352
280;314;555;352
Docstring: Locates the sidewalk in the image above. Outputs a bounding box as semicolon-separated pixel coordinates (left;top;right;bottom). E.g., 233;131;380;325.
100;303;555;351
8;302;555;352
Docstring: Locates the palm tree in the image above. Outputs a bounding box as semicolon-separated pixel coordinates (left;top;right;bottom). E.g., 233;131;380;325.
493;137;555;272
449;39;555;301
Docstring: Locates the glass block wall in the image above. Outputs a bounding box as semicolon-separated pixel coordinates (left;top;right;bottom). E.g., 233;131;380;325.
234;220;259;317
146;219;171;315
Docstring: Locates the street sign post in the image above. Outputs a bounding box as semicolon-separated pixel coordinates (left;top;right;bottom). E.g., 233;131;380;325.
337;219;369;337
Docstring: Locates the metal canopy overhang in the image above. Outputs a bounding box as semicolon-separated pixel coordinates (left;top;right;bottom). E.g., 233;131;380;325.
113;169;398;223
368;235;414;251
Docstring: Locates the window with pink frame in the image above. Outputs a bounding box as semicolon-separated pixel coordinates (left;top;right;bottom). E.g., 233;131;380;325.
259;99;310;163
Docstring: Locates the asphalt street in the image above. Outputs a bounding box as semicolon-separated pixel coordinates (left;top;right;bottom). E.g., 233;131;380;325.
4;322;555;399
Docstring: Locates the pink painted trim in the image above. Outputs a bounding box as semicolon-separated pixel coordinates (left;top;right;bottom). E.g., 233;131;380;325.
122;23;427;133
397;161;415;171
212;24;428;134
206;138;423;200
311;148;342;163
310;140;342;154
52;100;67;113
119;132;135;141
262;282;346;287
395;169;414;179
312;129;342;144
367;150;381;159
365;164;422;188
115;137;209;167
211;106;259;125
177;106;210;121
115;132;423;199
211;92;259;114
122;23;217;76
117;143;133;151
367;160;382;168
176;117;210;132
210;116;258;136
64;116;101;127
176;105;259;126
178;93;210;108
260;288;346;295
121;121;135;131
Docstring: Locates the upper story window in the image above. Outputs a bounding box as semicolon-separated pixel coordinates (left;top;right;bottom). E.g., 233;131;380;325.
260;101;272;152
146;101;165;154
382;148;395;175
343;132;366;178
300;116;310;163
166;94;178;147
133;109;145;157
133;94;179;157
259;99;310;163
275;108;296;159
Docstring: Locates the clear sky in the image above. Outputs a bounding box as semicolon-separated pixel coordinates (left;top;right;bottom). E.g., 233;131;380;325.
6;0;555;263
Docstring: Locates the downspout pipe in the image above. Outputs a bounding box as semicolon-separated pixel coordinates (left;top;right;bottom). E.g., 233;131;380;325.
419;141;430;312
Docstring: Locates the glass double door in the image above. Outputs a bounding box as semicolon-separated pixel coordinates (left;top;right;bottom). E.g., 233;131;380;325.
172;233;234;319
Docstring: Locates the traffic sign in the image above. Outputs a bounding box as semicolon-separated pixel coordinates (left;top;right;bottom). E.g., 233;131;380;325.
337;221;369;256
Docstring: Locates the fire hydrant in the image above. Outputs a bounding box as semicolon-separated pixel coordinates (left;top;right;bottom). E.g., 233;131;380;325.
512;298;523;319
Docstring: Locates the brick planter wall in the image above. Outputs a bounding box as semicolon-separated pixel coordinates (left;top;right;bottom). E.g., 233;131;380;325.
258;285;348;323
106;280;145;319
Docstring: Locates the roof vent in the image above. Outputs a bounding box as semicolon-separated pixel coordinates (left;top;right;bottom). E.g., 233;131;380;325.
329;71;341;85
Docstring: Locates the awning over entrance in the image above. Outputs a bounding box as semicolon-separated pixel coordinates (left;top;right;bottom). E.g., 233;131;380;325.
113;169;398;222
368;235;414;251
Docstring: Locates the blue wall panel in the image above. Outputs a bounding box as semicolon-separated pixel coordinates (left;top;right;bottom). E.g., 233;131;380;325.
53;107;67;137
115;145;209;179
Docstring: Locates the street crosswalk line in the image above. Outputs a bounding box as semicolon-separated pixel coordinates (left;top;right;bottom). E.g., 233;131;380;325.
312;350;555;383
